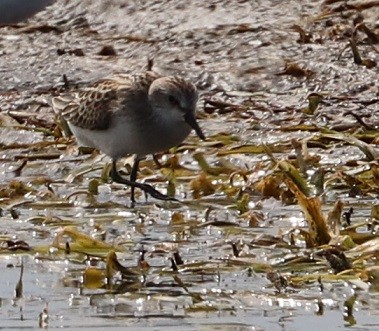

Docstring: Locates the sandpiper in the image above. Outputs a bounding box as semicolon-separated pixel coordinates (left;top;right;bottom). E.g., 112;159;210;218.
52;71;205;203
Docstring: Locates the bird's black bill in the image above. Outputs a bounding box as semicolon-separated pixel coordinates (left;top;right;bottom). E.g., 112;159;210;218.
184;112;205;140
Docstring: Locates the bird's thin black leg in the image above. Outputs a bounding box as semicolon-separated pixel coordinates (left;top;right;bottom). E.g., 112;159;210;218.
152;154;162;167
110;160;177;203
130;157;140;203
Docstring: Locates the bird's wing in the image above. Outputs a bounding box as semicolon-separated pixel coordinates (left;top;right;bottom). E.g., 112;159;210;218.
51;71;160;131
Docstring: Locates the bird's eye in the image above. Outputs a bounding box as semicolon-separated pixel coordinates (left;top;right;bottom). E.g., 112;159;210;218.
168;95;177;104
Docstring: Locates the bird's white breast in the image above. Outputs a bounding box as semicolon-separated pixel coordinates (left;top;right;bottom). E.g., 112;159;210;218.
68;114;191;159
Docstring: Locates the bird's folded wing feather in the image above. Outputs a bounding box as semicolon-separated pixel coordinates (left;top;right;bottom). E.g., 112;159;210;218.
51;71;160;131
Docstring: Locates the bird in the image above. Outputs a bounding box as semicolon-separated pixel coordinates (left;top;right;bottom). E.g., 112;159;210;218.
0;0;56;25
52;71;205;203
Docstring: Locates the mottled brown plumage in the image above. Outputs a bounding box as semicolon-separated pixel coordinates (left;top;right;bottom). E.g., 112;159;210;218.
52;71;204;203
54;71;161;130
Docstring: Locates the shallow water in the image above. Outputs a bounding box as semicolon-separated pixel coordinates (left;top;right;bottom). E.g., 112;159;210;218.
0;0;378;330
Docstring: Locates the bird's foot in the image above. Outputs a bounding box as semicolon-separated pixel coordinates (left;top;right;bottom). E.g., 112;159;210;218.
137;182;178;202
111;168;177;203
